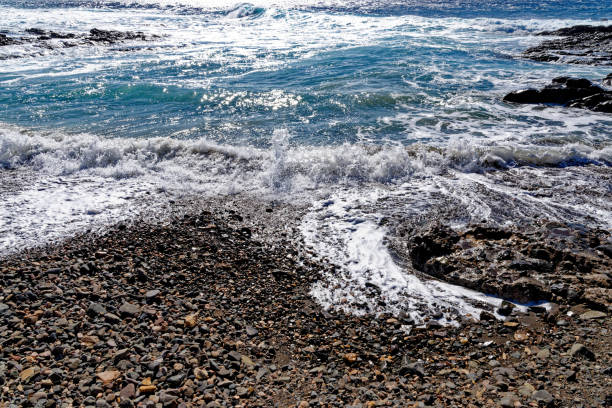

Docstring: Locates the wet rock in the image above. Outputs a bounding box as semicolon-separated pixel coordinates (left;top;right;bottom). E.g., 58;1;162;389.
523;25;612;65
504;77;612;113
497;301;515;316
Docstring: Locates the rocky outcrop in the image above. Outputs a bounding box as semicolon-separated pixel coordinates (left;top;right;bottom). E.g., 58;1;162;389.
523;25;612;65
0;33;18;46
503;76;612;113
0;28;160;59
397;222;611;309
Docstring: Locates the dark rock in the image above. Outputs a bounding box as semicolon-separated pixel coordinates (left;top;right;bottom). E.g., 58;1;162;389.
400;356;425;377
87;302;107;316
87;28;148;44
570;343;595;360
497;301;515;316
503;77;611;113
523;25;612;65
167;373;185;386
0;33;18;46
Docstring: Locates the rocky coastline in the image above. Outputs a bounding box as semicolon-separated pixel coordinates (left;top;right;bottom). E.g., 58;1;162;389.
0;28;160;60
0;196;610;407
504;25;612;112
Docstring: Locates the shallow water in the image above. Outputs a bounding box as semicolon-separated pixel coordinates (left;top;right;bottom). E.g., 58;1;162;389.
1;0;611;322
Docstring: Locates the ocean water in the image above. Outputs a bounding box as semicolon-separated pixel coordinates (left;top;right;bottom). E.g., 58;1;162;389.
1;0;611;323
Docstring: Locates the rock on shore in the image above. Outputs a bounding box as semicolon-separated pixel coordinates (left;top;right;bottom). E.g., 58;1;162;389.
523;25;612;65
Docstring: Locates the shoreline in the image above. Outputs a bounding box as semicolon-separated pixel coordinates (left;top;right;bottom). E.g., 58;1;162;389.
0;197;610;407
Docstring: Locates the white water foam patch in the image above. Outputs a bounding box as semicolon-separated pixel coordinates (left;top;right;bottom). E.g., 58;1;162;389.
299;162;610;324
0;174;164;254
300;188;508;325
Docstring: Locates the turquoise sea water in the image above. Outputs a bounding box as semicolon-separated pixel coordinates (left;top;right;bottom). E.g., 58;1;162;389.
1;0;611;320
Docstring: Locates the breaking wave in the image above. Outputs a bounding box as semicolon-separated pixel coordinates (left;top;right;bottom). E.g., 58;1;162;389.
2;124;610;195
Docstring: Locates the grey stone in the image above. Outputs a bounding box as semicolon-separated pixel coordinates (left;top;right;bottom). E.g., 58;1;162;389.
119;302;140;317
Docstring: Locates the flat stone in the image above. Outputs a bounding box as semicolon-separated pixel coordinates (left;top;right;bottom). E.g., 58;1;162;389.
96;370;121;384
0;303;9;314
145;289;160;299
532;389;554;404
579;310;607;320
518;382;535;397
245;326;258;336
119;383;135;400
119;302;140;317
87;302;106;316
20;366;40;382
228;351;242;362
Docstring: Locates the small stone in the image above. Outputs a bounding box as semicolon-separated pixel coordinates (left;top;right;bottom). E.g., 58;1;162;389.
536;348;550;359
579;310;607;320
246;326;258;336
400;357;425;377
298;402;309;408
184;313;198;328
20;366;40;382
343;353;358;363
228;351;242;362
145;289;160;300
30;391;47;403
159;391;178;405
513;330;529;342
97;370;121;384
114;349;130;363
139;385;156;394
497;301;515;316
518;382;535;397
499;395;517;408
88;302;107;316
569;343;595;360
167;373;185;386
120;383;135;400
532;389;554;404
119;302;140;317
194;367;208;380
241;355;255;369
0;303;10;314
